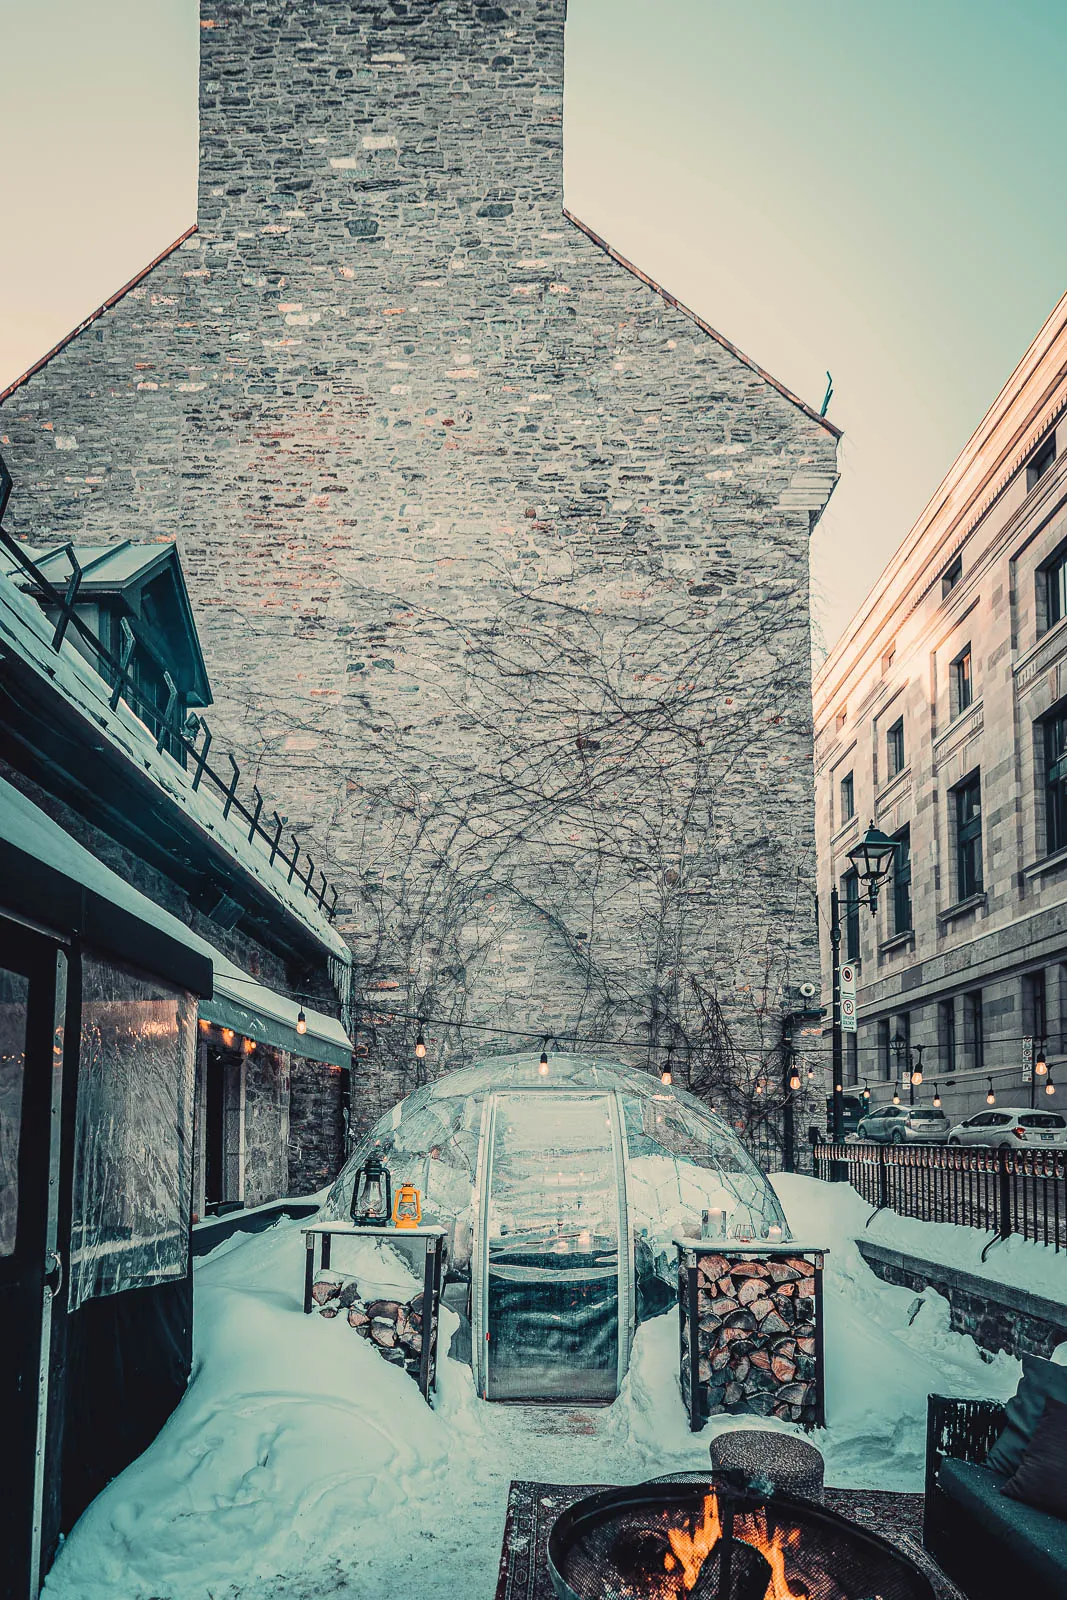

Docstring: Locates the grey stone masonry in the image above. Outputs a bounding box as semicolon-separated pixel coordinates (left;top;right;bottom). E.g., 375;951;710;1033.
1;0;838;1133
857;1239;1067;1361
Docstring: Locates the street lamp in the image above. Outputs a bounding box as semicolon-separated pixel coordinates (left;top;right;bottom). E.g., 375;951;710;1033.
826;823;900;1175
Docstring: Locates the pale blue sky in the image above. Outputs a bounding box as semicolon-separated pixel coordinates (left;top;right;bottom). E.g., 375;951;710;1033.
1;0;1065;644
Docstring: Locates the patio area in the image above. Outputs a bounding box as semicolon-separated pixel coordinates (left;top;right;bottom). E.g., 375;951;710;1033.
40;1175;1032;1600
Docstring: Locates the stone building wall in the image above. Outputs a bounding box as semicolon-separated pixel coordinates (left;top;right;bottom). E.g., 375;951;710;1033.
1;0;838;1134
288;1057;346;1195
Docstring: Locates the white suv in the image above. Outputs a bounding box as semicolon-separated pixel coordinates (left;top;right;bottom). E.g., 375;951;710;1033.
946;1108;1067;1149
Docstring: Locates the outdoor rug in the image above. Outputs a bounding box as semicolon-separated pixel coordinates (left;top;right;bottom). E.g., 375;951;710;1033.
493;1480;964;1600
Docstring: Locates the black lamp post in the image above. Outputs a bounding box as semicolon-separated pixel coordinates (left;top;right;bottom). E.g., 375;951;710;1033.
827;822;899;1177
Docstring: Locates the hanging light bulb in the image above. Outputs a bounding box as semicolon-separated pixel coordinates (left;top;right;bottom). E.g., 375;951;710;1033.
660;1067;672;1085
986;1078;996;1106
242;1035;256;1055
1035;1043;1048;1078
892;1088;900;1105
788;1064;801;1092
807;1061;815;1082
754;1079;764;1096
221;1027;235;1048
415;1023;427;1060
539;1039;550;1075
911;1067;923;1086
296;1008;307;1036
1046;1078;1056;1097
932;1084;942;1108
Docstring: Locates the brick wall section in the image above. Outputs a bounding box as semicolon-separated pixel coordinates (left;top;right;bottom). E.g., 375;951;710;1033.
0;0;838;1134
287;1057;346;1194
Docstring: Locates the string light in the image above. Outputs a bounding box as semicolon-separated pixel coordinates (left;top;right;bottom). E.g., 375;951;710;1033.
415;1023;427;1060
788;1062;801;1092
932;1084;942;1108
221;1027;235;1047
296;1008;307;1036
1035;1043;1048;1078
986;1078;996;1106
539;1038;550;1075
1046;1078;1056;1097
892;1088;900;1105
807;1061;815;1082
241;1036;256;1055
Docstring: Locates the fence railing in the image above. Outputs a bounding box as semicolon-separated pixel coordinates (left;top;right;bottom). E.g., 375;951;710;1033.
814;1140;1067;1252
0;452;338;921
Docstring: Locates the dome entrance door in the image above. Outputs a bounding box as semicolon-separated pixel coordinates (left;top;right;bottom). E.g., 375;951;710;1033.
473;1090;628;1403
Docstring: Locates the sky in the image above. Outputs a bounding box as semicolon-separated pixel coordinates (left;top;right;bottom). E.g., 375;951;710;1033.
1;0;1065;646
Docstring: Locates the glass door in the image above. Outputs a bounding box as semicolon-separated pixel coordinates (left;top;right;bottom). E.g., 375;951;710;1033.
0;921;68;1600
475;1091;626;1403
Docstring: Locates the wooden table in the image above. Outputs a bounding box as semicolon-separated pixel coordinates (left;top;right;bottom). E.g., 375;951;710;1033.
301;1221;447;1399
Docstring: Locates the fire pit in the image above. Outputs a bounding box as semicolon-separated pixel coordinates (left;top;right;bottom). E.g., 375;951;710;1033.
547;1481;939;1600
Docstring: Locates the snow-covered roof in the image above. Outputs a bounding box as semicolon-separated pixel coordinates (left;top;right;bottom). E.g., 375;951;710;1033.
0;773;351;1068
0;556;350;965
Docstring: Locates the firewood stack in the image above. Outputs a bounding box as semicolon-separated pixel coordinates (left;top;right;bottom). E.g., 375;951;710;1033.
681;1253;820;1426
311;1273;425;1379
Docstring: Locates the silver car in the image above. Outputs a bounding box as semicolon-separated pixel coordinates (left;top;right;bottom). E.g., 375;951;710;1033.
947;1108;1067;1149
857;1104;951;1144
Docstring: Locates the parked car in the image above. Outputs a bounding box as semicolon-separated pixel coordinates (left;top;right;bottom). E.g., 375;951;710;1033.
946;1108;1067;1149
824;1094;868;1138
856;1104;951;1144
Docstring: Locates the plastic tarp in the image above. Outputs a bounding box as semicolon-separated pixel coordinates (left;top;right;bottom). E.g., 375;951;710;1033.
69;951;197;1311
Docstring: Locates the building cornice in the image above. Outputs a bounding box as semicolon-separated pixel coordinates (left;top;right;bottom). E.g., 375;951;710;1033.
814;289;1067;718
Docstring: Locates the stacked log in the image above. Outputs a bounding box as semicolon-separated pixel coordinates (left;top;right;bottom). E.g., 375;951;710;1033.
312;1273;426;1380
681;1254;819;1426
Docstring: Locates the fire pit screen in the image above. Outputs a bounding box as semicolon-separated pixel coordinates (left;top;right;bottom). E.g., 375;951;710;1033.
547;1481;938;1600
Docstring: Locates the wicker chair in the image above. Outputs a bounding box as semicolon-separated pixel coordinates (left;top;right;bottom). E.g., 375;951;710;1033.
924;1394;1067;1600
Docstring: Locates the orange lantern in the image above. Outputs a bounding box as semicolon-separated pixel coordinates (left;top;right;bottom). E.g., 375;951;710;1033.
393;1182;422;1229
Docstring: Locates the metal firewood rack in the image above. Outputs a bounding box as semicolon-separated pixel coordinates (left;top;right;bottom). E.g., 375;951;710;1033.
674;1238;827;1433
301;1221;446;1401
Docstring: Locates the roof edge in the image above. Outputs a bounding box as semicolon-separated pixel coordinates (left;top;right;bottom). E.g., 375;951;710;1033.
0;224;199;406
563;208;842;440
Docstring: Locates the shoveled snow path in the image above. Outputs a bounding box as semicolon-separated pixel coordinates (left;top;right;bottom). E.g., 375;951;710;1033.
43;1175;1029;1600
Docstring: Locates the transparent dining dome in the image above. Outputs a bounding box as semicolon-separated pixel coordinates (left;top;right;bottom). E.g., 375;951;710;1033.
322;1052;790;1403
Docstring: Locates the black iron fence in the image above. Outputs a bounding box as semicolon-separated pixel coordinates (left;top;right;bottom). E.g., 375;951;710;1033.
0;453;338;921
814;1140;1067;1252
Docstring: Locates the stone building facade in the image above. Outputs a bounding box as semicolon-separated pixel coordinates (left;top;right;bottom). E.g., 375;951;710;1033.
1;0;839;1132
814;291;1067;1122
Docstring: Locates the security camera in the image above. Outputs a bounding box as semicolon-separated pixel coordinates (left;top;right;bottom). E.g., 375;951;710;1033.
798;981;819;999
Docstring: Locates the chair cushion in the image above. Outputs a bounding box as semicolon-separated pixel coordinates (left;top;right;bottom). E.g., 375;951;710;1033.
938;1457;1067;1592
987;1354;1067;1476
1003;1398;1067;1518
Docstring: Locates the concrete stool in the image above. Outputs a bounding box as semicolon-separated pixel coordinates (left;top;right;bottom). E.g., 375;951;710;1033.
709;1428;825;1501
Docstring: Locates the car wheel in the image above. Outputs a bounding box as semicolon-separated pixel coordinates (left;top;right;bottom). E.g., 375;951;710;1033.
891;1130;904;1145
947;1137;960;1146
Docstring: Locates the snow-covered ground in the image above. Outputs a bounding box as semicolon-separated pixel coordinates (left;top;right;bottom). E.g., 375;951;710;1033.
44;1175;1046;1600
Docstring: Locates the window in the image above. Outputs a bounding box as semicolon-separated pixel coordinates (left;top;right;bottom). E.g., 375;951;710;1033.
840;770;855;825
1043;708;1067;854
892;825;912;935
835;705;848;732
939;998;956;1074
881;643;896;675
842;868;860;962
964;990;984;1072
886;718;905;779
1027;434;1056;493
954;772;983;900
845;1031;858;1086
878;1017;891;1080
1024;969;1047;1045
942;555;963;598
1043;544;1067;632
951;645;973;717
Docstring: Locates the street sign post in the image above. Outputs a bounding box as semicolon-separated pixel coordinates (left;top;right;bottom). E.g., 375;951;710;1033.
1022;1035;1033;1084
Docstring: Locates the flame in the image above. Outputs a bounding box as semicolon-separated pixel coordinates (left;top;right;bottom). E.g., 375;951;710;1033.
666;1492;722;1590
662;1494;809;1599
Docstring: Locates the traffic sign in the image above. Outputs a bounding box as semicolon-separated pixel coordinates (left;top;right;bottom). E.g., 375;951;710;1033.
1022;1035;1033;1084
841;995;857;1033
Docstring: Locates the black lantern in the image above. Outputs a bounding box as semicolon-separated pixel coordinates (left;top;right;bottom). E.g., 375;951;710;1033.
846;822;899;913
351;1152;392;1227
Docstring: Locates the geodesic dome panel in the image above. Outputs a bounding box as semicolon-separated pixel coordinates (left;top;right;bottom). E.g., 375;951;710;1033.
322;1052;789;1300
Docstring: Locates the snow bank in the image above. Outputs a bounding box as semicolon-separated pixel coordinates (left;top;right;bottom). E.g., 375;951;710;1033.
44;1175;1025;1600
